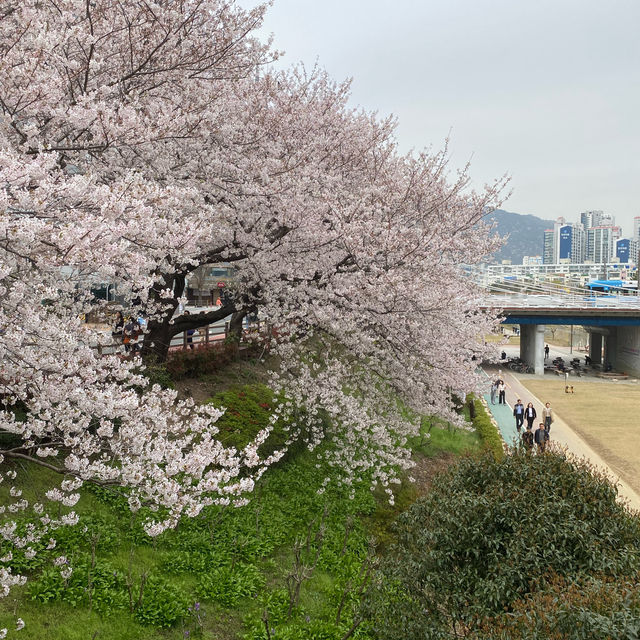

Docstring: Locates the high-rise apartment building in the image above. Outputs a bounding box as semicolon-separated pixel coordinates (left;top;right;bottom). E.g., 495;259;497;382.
629;238;640;265
616;238;630;263
634;216;640;239
586;226;619;263
551;218;565;263
543;229;554;264
556;222;585;263
580;210;604;230
540;211;628;265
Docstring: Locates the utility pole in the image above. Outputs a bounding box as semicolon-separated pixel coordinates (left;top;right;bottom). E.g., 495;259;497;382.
570;324;573;354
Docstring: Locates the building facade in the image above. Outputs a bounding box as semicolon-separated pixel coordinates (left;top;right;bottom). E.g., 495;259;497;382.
616;238;630;263
543;229;554;264
586;226;619;263
557;223;585;263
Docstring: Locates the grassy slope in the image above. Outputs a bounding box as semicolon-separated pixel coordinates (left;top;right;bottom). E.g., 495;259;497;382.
0;373;481;639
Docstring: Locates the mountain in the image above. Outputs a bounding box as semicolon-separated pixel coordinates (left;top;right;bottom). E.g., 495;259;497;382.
486;209;555;264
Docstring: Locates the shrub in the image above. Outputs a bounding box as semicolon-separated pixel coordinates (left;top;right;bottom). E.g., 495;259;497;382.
165;343;251;380
198;563;265;607
134;576;189;628
478;574;640;639
365;451;640;640
470;396;503;459
139;362;175;389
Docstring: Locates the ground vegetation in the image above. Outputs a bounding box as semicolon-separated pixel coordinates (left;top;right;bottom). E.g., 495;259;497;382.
365;450;640;639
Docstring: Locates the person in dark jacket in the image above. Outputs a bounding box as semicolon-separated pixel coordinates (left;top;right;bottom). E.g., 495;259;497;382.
513;399;525;433
525;402;537;430
534;423;549;453
522;424;534;451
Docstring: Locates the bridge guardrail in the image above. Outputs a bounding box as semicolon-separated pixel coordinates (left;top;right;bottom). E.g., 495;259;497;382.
481;293;640;310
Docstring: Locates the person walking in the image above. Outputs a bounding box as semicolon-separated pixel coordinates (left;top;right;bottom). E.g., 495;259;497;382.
183;310;196;350
497;380;506;405
490;381;497;405
522;424;534;452
123;317;141;354
542;402;554;432
524;402;537;430
544;344;550;360
112;311;124;335
534;422;549;453
513;399;525;433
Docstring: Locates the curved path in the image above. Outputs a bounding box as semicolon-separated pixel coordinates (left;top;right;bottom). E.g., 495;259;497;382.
482;362;640;512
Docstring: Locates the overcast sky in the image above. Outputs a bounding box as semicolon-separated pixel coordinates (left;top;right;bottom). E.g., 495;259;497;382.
240;0;640;233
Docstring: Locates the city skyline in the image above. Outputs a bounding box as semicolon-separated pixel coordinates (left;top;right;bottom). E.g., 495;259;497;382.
539;209;639;266
240;0;640;231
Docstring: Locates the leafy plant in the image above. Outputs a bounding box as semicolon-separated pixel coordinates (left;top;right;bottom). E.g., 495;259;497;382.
134;576;189;628
198;563;265;607
470;396;504;459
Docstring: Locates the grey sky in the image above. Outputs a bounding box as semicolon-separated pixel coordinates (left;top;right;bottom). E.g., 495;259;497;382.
241;0;640;233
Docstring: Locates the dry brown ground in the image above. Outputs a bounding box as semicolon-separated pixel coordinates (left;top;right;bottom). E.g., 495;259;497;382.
522;379;640;495
173;357;273;404
410;452;457;495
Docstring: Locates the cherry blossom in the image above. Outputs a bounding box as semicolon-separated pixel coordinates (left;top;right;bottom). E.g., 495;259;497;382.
0;0;504;625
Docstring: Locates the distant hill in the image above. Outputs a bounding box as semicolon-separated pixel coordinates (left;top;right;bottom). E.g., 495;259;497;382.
486;209;555;264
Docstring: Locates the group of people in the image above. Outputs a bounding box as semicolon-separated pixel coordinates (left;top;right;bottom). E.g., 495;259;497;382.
513;399;554;453
489;375;554;453
489;379;506;404
112;311;146;353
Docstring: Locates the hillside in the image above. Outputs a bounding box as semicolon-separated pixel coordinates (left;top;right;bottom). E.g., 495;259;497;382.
487;209;555;264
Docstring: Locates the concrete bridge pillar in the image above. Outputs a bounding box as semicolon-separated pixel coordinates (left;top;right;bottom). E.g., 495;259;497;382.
604;328;618;370
519;324;545;375
615;327;640;376
589;333;602;364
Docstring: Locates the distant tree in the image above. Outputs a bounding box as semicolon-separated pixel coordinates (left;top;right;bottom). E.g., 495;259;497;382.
188;266;212;307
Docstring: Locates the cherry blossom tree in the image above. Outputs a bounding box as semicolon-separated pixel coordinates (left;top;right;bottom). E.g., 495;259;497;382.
0;0;505;627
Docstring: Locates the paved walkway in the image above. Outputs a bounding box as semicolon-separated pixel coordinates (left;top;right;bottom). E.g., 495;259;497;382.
482;363;640;512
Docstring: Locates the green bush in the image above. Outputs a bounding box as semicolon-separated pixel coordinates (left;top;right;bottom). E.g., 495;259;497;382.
139;362;175;389
134;576;189;628
478;574;640;639
365;451;640;640
198;563;265;607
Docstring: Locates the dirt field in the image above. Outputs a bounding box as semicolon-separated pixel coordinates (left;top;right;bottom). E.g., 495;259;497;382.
522;380;640;495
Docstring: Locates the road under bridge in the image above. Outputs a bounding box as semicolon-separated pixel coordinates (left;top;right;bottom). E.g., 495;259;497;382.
480;294;640;376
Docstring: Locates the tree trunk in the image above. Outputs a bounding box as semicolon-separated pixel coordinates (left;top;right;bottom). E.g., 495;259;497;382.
227;311;246;346
141;303;237;364
141;319;176;363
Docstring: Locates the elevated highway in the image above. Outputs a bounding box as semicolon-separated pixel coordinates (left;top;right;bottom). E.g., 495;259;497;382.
478;283;640;376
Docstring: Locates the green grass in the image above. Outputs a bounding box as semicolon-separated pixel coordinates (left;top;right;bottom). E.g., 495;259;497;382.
0;378;484;639
416;423;481;458
0;386;378;639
